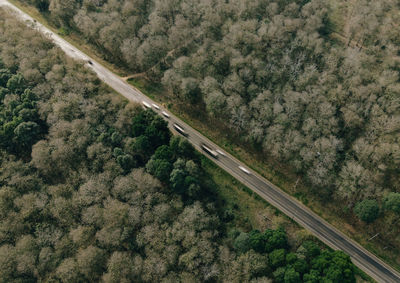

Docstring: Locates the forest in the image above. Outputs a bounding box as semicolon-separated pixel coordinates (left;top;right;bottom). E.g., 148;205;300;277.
0;8;358;282
16;0;400;230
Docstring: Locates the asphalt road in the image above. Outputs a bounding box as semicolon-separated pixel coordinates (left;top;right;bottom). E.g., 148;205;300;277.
1;1;400;282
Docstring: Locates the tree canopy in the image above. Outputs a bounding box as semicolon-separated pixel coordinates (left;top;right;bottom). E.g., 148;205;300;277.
17;0;400;229
0;8;358;282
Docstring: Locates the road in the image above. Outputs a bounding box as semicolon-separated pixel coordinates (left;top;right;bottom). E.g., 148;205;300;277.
1;1;400;282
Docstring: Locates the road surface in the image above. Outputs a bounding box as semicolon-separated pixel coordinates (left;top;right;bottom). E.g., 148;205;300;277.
1;1;400;282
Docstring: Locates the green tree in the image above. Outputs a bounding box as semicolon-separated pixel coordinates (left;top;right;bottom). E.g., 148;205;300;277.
181;77;201;103
303;269;321;283
285;253;297;264
383;193;400;214
284;267;300;283
116;154;135;172
297;241;321;261
354;199;380;223
169;136;197;160
273;267;286;283
0;86;9;100
310;250;355;283
293;258;308;275
328;251;355;283
264;228;288;252
248;229;266;253
146;115;170;148
0;68;12;87
152;145;173;161
13;121;41;150
6;73;25;94
169;168;186;194
269;249;286;268
234;232;250;253
111;131;122;146
146;158;172;183
33;0;49;12
132;135;151;161
131;110;154;137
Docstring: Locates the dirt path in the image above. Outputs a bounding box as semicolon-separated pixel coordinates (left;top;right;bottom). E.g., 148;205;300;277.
122;72;147;81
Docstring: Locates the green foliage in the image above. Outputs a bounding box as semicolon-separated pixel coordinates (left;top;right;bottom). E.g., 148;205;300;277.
303;269;321;282
354;199;380;223
6;73;26;94
383;193;400;214
298;241;321;261
13;121;40;148
233;232;251;253
264;228;289;253
311;250;355;283
58;27;70;36
34;0;49;12
285;252;297;264
284;266;301;283
0;72;44;153
146;158;172;183
169;168;186;194
152;145;173;161
293;258;308;275
273;267;286;283
110;131;122;146
133;134;151;152
116;154;134;172
0;69;12;86
248;229;266;253
169;136;197;160
181;77;201;103
269;248;286;268
131;110;155;137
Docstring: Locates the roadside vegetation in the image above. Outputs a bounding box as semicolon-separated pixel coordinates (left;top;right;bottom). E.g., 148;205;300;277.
0;8;364;282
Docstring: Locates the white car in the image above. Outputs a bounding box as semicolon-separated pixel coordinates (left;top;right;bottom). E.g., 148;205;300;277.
161;111;170;118
238;166;251;175
201;144;218;158
173;123;187;136
216;149;226;156
152;103;160;110
142;101;151;109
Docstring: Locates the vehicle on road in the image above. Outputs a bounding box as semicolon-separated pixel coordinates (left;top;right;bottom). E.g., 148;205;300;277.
238;166;251;175
142;101;151;109
152;103;160;110
173;123;187;136
162;111;170;118
88;60;93;65
216;149;226;156
201;143;218;158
